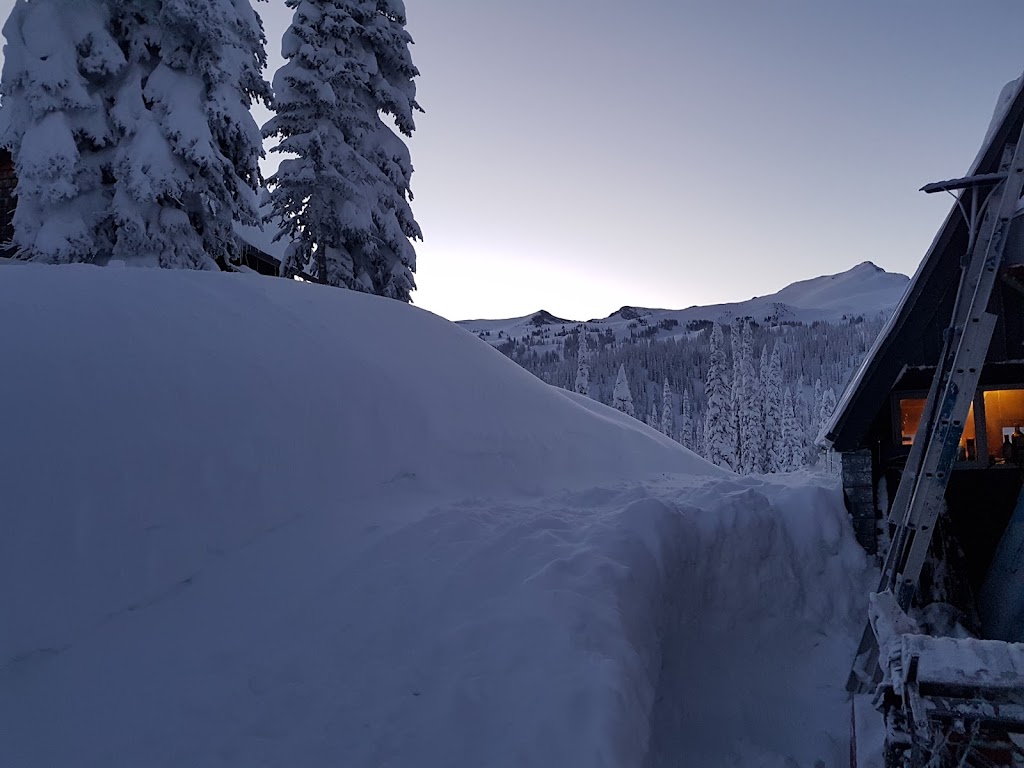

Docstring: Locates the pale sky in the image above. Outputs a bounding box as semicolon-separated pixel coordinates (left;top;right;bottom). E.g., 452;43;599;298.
4;1;1024;321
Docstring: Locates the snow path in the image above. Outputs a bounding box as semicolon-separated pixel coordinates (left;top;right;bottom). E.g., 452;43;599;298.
642;475;872;768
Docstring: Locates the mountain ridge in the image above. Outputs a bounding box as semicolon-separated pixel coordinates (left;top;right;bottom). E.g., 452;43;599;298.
458;261;909;346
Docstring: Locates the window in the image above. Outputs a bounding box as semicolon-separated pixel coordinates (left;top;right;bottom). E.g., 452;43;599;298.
898;396;977;460
899;397;926;446
983;389;1024;463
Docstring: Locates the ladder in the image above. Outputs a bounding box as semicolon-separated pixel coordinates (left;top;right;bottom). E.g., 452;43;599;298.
847;124;1024;694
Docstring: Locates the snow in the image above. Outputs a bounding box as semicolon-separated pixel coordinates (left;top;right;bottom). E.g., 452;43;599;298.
232;201;288;262
1;264;873;766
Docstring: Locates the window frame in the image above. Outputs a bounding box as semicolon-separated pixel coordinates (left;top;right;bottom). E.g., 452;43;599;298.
891;388;987;468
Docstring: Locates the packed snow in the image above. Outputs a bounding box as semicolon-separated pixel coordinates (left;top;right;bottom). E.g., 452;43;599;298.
0;264;873;767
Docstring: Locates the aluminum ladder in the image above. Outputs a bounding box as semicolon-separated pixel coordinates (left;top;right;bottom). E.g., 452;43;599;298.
847;125;1024;694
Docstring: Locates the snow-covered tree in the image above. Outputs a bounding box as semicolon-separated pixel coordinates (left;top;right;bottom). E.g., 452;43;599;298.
781;387;801;471
794;374;810;465
0;1;115;263
739;321;764;474
819;386;838;436
763;342;784;472
612;363;635;417
703;324;733;469
680;388;693;450
574;334;590;396
0;0;272;267
729;317;743;465
660;378;674;439
813;379;823;431
264;0;422;299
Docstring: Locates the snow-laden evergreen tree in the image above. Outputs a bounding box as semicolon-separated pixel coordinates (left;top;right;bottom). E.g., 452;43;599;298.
574;334;590;396
264;0;422;299
680;388;693;450
819;386;837;437
0;0;115;262
812;379;823;432
612;363;635;417
758;343;770;471
794;374;811;466
703;324;734;469
780;386;801;471
660;378;674;440
764;342;784;472
739;321;764;474
0;0;272;267
729;317;744;467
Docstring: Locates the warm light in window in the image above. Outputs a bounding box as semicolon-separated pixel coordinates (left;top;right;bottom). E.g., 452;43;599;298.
983;389;1024;463
899;396;976;460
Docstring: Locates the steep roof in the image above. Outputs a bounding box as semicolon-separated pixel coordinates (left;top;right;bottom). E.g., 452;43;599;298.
821;75;1024;452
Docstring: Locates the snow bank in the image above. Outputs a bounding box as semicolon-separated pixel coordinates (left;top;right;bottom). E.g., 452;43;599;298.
0;263;718;667
1;265;869;767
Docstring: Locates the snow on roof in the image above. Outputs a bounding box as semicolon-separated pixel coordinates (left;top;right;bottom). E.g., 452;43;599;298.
232;202;288;261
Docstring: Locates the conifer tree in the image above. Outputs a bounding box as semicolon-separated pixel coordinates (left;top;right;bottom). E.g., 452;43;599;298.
660;378;674;440
647;404;659;431
0;0;272;267
794;375;810;466
729;317;744;466
574;334;590;396
264;0;422;299
739;321;764;474
819;387;838;436
680;388;693;450
703;324;734;469
813;379;823;432
781;387;800;471
764;342;784;472
612;363;635;418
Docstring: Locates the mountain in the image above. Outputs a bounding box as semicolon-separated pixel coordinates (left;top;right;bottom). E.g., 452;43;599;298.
458;261;908;347
455;261;906;467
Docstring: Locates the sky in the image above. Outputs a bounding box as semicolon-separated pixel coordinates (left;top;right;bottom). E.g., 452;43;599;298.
4;2;1024;321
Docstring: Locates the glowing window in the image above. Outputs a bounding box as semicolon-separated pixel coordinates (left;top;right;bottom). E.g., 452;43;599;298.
899;396;977;460
983;389;1024;462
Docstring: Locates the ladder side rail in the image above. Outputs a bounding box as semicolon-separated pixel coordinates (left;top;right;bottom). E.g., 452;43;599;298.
894;313;998;606
849;176;1010;692
883;139;1024;590
879;201;1004;593
886;143;1018;535
890;136;1024;604
847;139;1024;694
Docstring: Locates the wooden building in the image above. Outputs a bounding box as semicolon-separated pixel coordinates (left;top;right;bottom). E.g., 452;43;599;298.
821;77;1024;642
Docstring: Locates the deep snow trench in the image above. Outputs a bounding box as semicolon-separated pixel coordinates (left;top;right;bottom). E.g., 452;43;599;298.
642;476;872;768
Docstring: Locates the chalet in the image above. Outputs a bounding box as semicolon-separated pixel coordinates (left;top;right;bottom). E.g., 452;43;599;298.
821;75;1024;644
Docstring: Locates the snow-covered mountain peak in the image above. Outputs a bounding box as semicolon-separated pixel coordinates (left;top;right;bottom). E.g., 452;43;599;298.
459;262;909;348
528;309;571;326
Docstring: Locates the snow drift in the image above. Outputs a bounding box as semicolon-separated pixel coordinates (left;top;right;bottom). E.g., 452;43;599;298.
0;264;870;767
0;263;719;663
